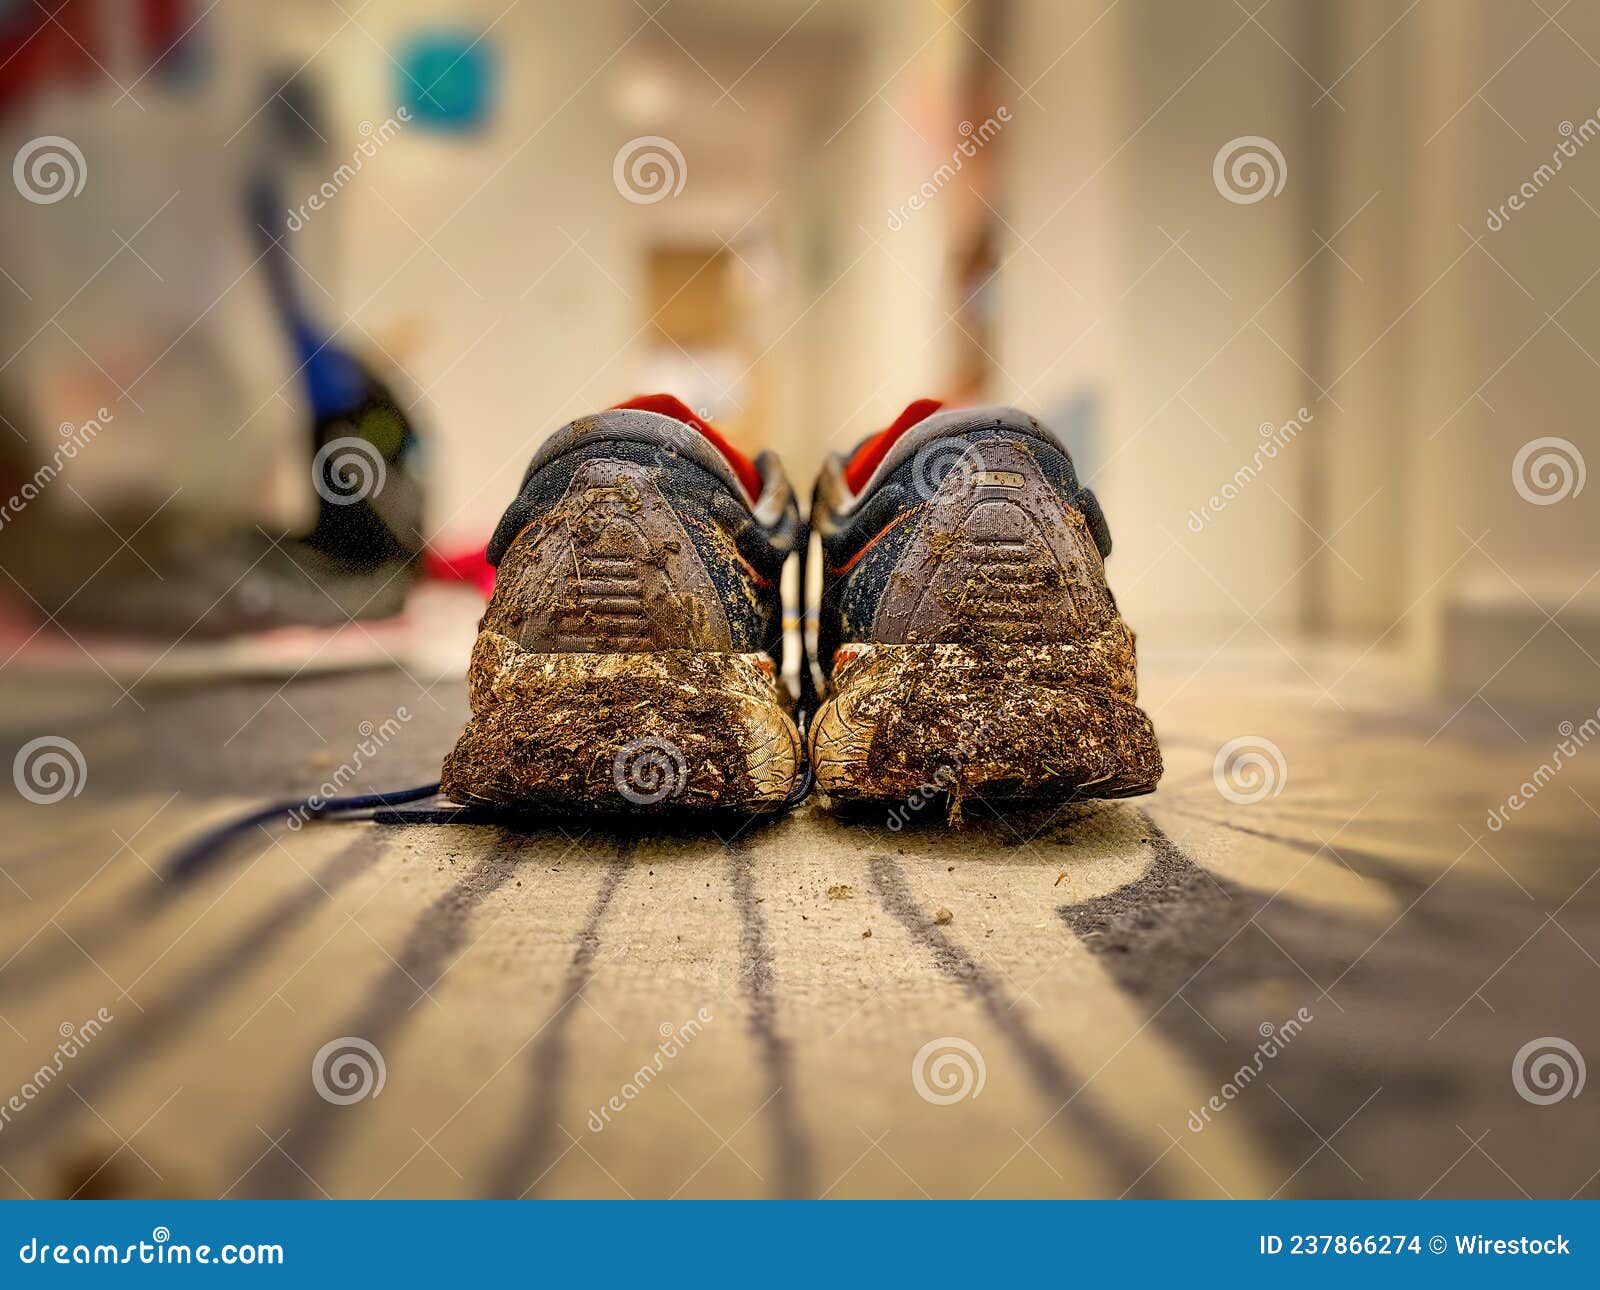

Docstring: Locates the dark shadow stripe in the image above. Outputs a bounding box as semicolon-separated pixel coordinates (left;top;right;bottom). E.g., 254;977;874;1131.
0;902;146;1006
1054;811;1430;1198
1071;813;1600;1200
1151;803;1429;896
867;851;1160;1196
0;829;285;1004
241;832;531;1197
1059;812;1264;1003
1062;811;1238;936
1060;811;1394;1012
484;841;633;1199
0;829;388;1161
726;840;814;1199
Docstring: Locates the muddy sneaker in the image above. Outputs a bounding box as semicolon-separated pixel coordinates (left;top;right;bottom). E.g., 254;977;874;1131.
807;400;1161;820
441;395;803;814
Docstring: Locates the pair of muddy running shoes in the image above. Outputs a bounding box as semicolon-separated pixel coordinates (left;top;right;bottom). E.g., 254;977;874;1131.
439;394;1162;820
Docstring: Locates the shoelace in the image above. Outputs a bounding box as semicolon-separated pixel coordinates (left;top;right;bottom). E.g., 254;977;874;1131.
165;698;818;885
785;509;818;811
166;757;817;882
164;783;444;883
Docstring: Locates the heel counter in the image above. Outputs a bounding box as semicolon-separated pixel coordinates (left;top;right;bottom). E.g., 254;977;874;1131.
483;458;734;651
869;436;1115;645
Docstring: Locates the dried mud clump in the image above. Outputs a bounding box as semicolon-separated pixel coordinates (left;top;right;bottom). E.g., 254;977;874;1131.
810;631;1162;819
441;631;799;813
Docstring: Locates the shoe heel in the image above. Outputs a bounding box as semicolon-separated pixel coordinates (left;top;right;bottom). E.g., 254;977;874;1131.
809;631;1161;818
442;631;801;813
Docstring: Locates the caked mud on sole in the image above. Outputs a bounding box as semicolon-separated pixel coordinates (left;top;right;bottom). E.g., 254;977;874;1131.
809;634;1162;821
441;630;801;813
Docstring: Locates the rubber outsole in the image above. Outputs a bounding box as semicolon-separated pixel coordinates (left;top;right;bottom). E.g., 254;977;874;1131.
809;633;1161;820
441;631;801;814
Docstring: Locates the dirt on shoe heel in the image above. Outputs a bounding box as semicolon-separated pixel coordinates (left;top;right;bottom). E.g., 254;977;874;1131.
808;630;1161;821
441;630;801;814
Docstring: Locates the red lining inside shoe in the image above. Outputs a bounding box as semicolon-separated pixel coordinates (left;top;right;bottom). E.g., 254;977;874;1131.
843;398;944;494
611;394;762;500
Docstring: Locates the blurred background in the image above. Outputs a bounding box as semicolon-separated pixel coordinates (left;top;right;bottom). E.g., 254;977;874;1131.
0;0;1596;706
3;0;1600;1204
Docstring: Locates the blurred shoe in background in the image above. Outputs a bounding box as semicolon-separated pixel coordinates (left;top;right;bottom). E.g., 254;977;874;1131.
0;4;425;643
0;359;424;640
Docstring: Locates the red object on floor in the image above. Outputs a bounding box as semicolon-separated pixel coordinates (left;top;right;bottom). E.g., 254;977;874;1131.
424;546;496;598
611;394;763;500
843;398;944;494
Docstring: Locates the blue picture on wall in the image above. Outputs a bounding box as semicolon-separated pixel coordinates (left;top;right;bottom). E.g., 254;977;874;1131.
398;30;497;132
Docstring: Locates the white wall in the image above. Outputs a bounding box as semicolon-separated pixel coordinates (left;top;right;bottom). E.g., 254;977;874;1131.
279;0;637;547
998;0;1317;642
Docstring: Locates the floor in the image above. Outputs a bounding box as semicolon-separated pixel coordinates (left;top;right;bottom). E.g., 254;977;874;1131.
1;633;1597;1200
